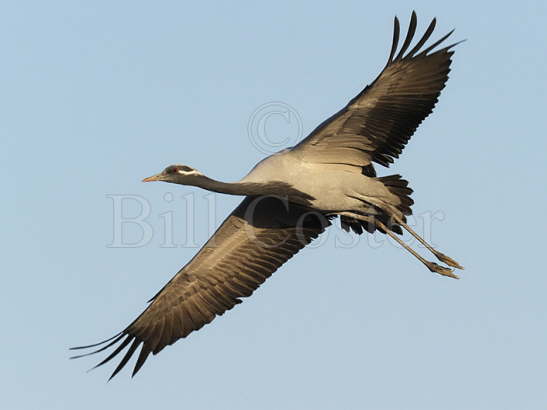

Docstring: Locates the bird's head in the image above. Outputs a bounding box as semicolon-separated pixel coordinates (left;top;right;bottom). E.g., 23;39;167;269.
142;164;204;185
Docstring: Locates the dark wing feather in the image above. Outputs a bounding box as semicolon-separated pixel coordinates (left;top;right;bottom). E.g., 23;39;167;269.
292;11;461;168
71;196;330;379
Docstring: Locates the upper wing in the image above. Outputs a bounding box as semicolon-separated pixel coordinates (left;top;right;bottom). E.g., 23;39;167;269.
292;11;460;168
71;196;330;379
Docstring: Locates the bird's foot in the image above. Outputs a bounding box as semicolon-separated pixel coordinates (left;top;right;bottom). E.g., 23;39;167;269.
427;262;459;279
434;251;464;270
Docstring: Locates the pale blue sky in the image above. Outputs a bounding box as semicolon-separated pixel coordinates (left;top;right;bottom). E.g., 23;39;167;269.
3;1;547;409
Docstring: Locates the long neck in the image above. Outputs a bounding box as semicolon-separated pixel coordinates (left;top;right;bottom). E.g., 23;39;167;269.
180;174;315;206
191;175;257;196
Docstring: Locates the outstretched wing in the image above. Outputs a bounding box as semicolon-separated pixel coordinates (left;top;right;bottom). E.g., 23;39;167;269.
292;11;461;168
71;196;330;379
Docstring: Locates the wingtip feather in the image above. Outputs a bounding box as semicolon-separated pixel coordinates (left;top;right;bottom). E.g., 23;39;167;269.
419;29;455;56
387;16;401;65
69;332;123;350
108;338;141;380
69;334;125;360
394;11;418;61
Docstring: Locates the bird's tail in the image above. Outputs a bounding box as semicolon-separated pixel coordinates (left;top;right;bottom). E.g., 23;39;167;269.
339;174;414;235
377;174;414;216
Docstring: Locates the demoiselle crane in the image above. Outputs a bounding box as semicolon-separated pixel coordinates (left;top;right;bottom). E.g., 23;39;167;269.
72;12;463;379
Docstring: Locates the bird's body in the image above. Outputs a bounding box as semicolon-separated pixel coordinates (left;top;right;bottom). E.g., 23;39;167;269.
72;12;464;379
241;149;396;212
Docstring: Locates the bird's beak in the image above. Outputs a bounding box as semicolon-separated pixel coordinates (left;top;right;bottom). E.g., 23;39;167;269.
142;173;163;182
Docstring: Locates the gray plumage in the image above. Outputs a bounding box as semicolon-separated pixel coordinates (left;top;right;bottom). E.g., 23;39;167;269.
71;11;463;379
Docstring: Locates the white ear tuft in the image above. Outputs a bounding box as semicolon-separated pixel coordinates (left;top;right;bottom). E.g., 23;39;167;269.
177;168;202;176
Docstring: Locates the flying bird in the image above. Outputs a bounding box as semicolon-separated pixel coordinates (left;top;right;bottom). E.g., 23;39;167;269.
72;12;463;379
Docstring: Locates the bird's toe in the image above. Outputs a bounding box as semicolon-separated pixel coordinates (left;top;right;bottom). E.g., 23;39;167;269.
427;262;459;279
435;252;464;270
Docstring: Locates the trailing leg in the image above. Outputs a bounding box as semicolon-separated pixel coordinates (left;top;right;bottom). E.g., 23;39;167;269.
375;220;459;279
391;214;463;270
